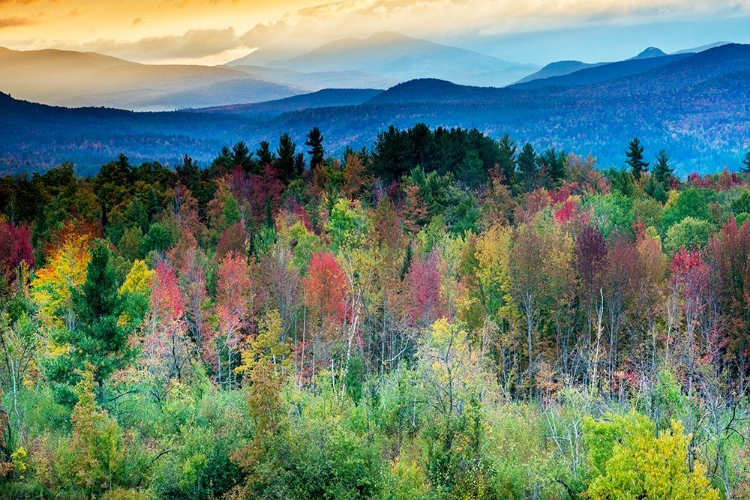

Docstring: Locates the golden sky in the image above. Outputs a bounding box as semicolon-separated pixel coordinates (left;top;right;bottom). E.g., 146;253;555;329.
1;0;749;65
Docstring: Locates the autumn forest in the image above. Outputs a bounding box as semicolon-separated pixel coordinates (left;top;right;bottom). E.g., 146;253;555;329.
3;125;750;499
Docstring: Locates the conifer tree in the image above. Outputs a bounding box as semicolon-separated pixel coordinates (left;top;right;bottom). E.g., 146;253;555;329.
518;142;537;193
626;137;649;180
275;133;297;183
305;127;325;168
62;241;133;402
741;151;750;175
497;134;517;186
653;149;675;188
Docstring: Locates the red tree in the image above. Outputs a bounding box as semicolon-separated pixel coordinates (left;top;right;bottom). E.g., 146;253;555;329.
0;221;33;286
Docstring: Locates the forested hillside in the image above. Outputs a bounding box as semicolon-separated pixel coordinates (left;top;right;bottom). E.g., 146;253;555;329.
2;43;749;178
2;126;750;498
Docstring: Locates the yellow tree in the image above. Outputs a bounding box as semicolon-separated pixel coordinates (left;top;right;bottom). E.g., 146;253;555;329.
584;410;718;499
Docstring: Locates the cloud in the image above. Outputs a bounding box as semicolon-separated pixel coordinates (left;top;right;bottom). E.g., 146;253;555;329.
80;27;247;62
0;16;35;28
132;16;148;27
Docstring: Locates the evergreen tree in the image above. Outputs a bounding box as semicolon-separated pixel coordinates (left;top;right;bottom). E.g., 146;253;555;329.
741;150;750;174
275;133;297;183
231;141;255;173
69;241;133;401
497;134;517;186
256;141;276;167
518;142;537;193
653;149;675;188
626;137;649;180
537;147;567;187
305;127;325;168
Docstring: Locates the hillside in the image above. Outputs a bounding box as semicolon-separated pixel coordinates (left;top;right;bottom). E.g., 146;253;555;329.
0;47;302;111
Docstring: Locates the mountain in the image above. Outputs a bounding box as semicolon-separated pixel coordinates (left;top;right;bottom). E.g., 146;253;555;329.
243;32;539;88
196;88;384;119
632;47;667;59
674;41;731;54
0;47;302;111
2;44;749;177
514;60;603;84
509;52;692;90
228;65;398;92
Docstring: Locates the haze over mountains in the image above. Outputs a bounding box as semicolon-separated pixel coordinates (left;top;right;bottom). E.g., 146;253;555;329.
0;39;747;177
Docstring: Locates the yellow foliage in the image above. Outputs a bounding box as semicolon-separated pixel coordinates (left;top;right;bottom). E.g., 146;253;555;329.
32;232;92;329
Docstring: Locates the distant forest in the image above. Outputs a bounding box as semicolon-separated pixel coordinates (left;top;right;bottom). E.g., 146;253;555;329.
3;126;750;498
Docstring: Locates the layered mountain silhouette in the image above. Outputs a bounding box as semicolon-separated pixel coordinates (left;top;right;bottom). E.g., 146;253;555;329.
0;47;302;111
228;32;539;88
1;44;748;177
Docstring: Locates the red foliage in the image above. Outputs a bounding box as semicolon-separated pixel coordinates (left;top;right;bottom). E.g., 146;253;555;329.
406;251;446;327
575;225;607;292
248;165;285;225
553;199;579;224
304;251;348;331
0;221;34;284
216;222;246;260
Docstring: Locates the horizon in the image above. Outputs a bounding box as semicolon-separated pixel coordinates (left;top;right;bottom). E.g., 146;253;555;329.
1;1;749;66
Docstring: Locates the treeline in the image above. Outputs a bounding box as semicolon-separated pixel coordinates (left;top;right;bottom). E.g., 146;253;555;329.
1;125;750;498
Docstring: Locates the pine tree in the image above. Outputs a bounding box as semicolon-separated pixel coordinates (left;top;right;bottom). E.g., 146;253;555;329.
275;133;297;183
70;241;134;401
626;137;649;180
256;141;276;167
741;151;750;175
497;134;517;186
305;127;325;168
518;142;537;193
653;149;675;188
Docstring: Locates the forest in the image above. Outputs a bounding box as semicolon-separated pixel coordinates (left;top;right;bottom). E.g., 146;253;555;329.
1;124;750;499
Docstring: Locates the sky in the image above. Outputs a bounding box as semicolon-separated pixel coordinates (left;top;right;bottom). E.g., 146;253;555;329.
1;0;749;66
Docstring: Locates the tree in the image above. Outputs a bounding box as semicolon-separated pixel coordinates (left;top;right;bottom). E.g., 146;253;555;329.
653;149;675;188
275;133;298;183
0;221;33;291
256;141;276;167
62;366;124;497
305;127;325;168
141;259;192;394
213;251;252;389
303;252;348;374
518;142;537;193
584;410;718;499
68;241;134;400
626;137;649;180
537;147;567;187
741;151;750;175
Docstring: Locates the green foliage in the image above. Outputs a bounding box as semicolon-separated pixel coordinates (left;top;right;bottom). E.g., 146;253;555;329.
661;187;716;230
626;137;649;180
663;216;713;254
583;410;718;499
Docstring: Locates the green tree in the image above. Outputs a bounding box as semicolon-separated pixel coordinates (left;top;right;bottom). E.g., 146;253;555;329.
54;241;135;402
626;137;649;180
256;141;276;167
275;133;298;183
653;149;675;188
741;150;750;174
497;134;517;186
517;142;537;193
584;410;718;499
305;127;325;168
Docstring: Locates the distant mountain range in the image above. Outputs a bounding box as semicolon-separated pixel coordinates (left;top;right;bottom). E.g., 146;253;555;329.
514;42;731;86
1;43;748;177
228;32;538;88
0;47;302;111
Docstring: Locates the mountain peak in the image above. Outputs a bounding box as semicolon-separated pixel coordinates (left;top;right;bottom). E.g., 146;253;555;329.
633;47;667;59
365;32;413;43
